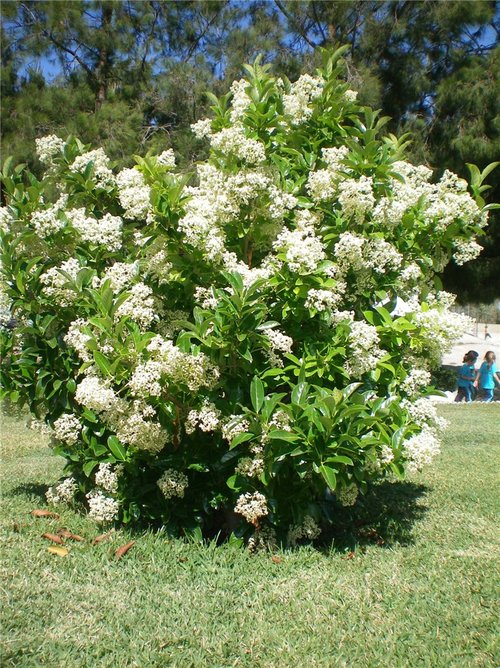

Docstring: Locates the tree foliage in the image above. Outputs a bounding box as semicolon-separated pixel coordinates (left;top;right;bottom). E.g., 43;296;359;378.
1;0;499;300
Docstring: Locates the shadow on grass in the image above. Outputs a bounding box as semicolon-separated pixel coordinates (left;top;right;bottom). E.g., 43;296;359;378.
7;482;48;504
319;480;429;553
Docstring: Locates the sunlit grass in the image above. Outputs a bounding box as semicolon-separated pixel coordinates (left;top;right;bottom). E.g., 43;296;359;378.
1;404;498;667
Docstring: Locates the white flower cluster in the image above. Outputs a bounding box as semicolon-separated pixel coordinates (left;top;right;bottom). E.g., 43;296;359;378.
30;194;68;237
221;415;250;443
157;149;176;168
380;443;395;464
185;400;221;434
234;491;269;523
64;318;93;362
337;483;358;507
211;126;266;164
415;306;472;366
157;468;188;499
400;368;431;396
95;462;122;493
40;258;81;306
222;253;276;289
333;232;365;272
142;245;172;285
35;135;65;165
338;176;375;221
273;225;325;274
229;78;252;122
265;328;293;368
402;398;447;434
287;516;321;545
116;401;168;453
325;310;355;326
305;288;343;312
66;208;123;251
130;335;219;397
283;74;323;124
403;428;441;474
46;477;77;505
115;282;157;329
70;148;114;185
235;457;264;478
306;146;349;201
94;261;139;293
116;168;151;220
86;489;119;522
75;375;123;416
53;413;81;445
346;321;384;378
0;207;13;233
191;118;213;139
452;239;482;265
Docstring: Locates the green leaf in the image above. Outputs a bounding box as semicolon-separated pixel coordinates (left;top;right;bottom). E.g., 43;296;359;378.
325;455;354;466
319;464;337;491
229;432;254;450
83;460;99;477
250;376;264;413
107;436;127;461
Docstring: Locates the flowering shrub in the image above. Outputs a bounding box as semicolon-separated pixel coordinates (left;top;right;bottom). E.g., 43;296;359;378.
1;49;497;544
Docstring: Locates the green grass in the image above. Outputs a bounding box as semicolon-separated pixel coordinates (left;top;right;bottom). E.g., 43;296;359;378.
1;404;499;667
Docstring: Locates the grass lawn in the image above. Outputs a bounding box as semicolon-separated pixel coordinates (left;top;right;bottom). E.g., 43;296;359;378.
1;404;499;667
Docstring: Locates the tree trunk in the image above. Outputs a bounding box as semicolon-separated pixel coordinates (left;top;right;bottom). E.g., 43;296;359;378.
95;3;113;111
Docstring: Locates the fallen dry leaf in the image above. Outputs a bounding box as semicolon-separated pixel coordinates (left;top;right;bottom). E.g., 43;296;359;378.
271;555;282;564
30;509;59;519
346;551;356;560
57;529;84;542
47;546;69;557
93;530;114;545
42;532;64;545
114;540;135;560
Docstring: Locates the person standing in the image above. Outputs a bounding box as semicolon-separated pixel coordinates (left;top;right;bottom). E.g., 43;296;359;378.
475;351;500;402
484;324;492;340
454;350;479;402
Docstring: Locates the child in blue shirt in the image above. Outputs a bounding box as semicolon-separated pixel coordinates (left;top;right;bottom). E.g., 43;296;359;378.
454;350;478;402
475;351;500;402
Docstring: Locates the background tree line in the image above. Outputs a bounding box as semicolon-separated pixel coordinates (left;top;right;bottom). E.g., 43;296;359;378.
1;0;499;303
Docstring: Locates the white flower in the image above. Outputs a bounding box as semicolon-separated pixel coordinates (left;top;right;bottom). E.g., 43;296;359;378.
30;195;67;237
230;78;251;121
40;258;81;306
185;400;221;434
346;320;384;378
35;135;65;164
234;491;269;523
95;261;139;293
403;428;441;474
283;74;323;124
116;402;168;453
338;176;375;221
221;415;251;443
0;207;13;233
157;469;188;499
116;168;151;219
235;457;264;478
95;463;122;493
115;282;157;329
53;414;81;445
70;148;114;185
191;118;213;139
400;369;431;396
273;226;325;274
66;208;122;251
453;239;482;265
157;149;176;168
87;490;119;522
75;375;124;417
211;125;266;164
305;288;342;312
46;477;77;505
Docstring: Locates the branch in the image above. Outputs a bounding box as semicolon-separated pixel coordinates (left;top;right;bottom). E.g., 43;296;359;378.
273;0;318;49
182;1;229;63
